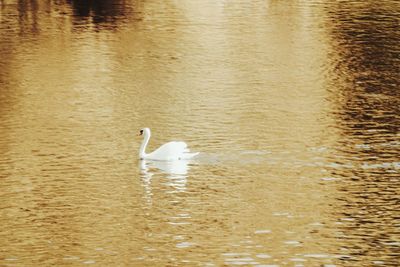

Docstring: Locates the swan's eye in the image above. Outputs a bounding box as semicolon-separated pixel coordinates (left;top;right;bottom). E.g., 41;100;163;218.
140;130;143;135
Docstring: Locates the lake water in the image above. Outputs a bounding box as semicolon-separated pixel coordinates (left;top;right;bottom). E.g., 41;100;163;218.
0;0;399;266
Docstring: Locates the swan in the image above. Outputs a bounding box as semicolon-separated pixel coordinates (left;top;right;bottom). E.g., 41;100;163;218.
138;128;199;161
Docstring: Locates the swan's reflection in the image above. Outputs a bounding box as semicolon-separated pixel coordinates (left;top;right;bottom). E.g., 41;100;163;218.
139;160;194;248
139;161;154;207
139;159;191;205
140;159;190;176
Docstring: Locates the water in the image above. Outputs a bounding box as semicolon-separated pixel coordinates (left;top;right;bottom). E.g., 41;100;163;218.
0;0;399;266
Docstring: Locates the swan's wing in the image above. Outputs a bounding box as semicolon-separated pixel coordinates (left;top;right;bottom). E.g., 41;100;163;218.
181;151;199;159
148;141;188;160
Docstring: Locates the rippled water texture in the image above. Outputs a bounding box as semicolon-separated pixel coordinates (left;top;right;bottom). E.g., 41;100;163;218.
0;0;399;266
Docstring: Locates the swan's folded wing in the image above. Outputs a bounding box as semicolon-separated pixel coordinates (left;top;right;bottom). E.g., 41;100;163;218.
168;141;188;153
148;141;188;160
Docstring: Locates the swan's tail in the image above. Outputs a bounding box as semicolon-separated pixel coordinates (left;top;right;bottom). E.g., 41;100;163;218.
182;152;199;159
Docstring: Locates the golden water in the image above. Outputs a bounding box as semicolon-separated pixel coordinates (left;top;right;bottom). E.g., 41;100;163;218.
0;0;399;266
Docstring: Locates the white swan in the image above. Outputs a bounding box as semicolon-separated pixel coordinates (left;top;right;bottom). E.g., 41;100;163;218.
138;128;199;161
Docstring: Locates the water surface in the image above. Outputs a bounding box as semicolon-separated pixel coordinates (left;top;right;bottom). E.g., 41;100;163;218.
0;0;399;266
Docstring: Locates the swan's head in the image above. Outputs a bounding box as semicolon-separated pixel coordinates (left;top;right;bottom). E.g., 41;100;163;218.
139;128;151;137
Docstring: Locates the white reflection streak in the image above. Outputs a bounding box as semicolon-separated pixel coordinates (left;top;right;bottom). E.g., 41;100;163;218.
139;159;191;203
140;160;154;207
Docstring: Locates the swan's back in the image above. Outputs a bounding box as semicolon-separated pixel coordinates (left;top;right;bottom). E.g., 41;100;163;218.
147;141;190;161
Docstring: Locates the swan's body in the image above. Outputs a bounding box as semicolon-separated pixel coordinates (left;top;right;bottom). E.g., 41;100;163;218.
139;128;199;161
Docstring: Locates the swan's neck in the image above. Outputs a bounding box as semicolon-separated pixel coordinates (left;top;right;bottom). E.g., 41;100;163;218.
139;132;150;159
